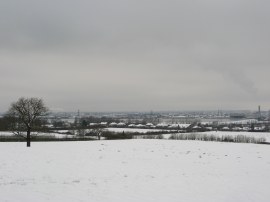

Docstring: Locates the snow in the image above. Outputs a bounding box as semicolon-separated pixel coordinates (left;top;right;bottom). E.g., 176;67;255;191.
106;127;164;133
0;140;270;202
0;131;14;136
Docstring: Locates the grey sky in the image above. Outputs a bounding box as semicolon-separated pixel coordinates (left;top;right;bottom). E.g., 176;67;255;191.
0;0;269;112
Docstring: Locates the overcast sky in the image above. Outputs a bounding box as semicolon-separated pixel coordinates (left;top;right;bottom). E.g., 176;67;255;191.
0;0;269;112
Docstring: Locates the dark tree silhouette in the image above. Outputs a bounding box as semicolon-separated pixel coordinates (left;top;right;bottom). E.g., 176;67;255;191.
7;97;48;147
92;128;104;140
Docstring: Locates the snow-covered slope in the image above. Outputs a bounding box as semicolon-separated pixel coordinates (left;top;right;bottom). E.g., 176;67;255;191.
0;140;269;202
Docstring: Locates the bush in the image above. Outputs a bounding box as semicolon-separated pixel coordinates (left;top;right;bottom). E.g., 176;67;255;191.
0;135;96;142
169;133;266;144
133;134;164;139
102;131;133;140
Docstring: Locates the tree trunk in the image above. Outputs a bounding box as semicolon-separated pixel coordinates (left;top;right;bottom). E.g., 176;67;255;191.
26;128;31;147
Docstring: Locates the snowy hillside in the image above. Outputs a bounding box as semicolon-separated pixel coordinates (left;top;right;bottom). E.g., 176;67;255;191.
0;140;270;202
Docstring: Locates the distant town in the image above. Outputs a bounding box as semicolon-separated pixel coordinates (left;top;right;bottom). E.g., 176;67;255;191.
41;106;270;133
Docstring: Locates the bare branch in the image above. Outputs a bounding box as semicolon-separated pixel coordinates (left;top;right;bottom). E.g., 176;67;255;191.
7;97;49;147
13;131;27;139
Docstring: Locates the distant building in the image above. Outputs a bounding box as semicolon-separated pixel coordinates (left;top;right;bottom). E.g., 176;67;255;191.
109;122;117;127
117;122;126;127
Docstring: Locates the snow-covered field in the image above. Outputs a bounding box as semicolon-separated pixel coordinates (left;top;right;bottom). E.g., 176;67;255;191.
106;127;166;133
0;140;270;202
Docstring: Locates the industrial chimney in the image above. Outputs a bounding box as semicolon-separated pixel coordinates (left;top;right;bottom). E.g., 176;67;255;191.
258;105;261;120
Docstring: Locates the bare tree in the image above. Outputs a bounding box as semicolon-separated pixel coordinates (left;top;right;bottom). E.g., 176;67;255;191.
92;128;104;140
7;97;48;147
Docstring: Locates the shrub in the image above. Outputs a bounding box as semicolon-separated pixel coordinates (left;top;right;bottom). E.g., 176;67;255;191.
102;131;133;140
0;135;95;142
169;133;266;144
133;134;164;139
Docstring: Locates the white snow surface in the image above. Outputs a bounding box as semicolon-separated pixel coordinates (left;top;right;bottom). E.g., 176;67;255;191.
0;140;270;202
106;127;165;133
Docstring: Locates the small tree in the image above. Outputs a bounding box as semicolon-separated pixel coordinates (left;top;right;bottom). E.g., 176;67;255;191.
7;97;48;147
92;128;104;140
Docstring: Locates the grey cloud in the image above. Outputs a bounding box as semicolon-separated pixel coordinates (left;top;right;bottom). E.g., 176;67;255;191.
0;0;270;111
211;67;258;95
